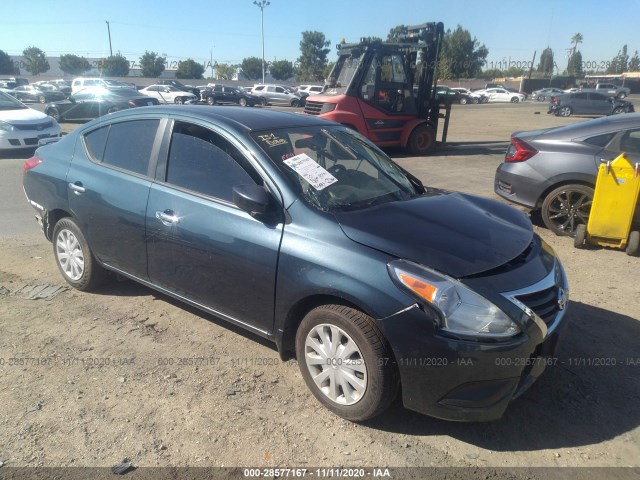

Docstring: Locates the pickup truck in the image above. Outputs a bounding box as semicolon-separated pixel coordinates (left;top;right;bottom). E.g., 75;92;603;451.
581;83;631;99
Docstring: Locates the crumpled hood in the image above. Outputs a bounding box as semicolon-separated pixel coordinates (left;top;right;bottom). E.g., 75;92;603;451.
334;192;533;278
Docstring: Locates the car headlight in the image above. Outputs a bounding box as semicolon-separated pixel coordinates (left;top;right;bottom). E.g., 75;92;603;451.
0;120;16;132
388;259;520;338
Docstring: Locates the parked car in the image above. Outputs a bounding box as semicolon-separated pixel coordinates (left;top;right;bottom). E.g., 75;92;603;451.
451;87;486;104
434;85;461;104
44;88;159;122
297;85;325;98
156;79;200;98
531;88;565;102
548;92;634;117
12;85;67;104
0;91;61;150
476;88;525;103
71;77;131;94
250;84;303;107
22;106;569;422
33;81;72;97
200;84;261;106
505;87;528;100
495;113;640;236
139;85;198;104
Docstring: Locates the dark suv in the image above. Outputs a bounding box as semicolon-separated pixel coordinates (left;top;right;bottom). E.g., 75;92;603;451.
200;84;260;106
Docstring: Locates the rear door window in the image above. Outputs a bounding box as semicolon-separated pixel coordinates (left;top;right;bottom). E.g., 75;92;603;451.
99;120;159;175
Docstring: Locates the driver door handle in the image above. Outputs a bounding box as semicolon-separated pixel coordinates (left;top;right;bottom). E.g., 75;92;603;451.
68;182;85;194
155;210;180;226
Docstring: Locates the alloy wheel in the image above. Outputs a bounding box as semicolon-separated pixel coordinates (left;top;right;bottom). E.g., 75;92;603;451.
56;229;85;281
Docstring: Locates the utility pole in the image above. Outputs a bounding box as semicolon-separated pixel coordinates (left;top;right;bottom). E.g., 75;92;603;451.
253;0;270;83
105;21;113;57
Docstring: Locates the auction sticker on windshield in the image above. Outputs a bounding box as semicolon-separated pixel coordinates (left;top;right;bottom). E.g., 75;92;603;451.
284;153;338;190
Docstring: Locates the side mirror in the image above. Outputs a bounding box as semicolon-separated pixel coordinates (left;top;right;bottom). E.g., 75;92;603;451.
233;184;272;214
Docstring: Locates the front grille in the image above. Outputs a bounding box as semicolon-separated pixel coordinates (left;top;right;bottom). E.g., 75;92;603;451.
304;101;323;115
13;120;54;131
24;138;39;145
516;286;560;326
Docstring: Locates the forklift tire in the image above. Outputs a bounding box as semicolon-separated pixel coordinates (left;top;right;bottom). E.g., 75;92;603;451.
407;125;435;155
626;231;640;256
574;224;587;249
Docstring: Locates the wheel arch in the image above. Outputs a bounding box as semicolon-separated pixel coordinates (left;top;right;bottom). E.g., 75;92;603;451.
44;208;73;241
276;294;382;361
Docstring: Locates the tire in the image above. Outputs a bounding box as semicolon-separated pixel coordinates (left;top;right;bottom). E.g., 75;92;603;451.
290;99;300;108
537;96;546;102
481;96;489;104
574;224;587;249
626;231;640;256
459;97;468;105
239;97;247;107
558;106;572;117
471;97;479;104
260;97;267;106
174;97;185;105
39;95;47;104
206;96;215;105
295;305;398;421
511;97;520;103
52;218;107;291
541;184;594;236
407;124;435;155
47;107;60;122
612;107;625;115
618;93;627;99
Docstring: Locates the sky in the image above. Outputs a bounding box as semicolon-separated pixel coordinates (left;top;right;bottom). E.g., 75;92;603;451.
2;0;640;74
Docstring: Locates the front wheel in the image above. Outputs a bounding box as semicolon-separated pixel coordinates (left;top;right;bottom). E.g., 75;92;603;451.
558;106;572;117
537;96;546;102
612;107;625;115
407;124;435;155
47;107;60;122
511;97;520;103
207;96;215;105
574;224;587;249
618;93;627;99
295;305;398;421
290;99;300;108
174;97;185;104
39;95;47;104
459;97;468;105
541;184;594;236
52;218;107;291
238;97;247;107
471;97;479;104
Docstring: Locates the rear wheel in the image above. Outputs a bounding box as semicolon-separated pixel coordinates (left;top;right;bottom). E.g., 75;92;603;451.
537;96;546;102
407;124;435;155
612;106;625;115
558;106;572;117
239;97;247;107
471;97;479;104
38;95;47;104
52;218;107;291
47;107;60;122
618;93;627;99
260;97;267;106
541;184;594;236
295;305;398;421
574;224;587;249
174;97;185;104
291;99;300;107
626;231;640;256
511;97;520;103
459;97;468;105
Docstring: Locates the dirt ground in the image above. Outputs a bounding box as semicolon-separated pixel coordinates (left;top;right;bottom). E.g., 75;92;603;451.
0;101;638;477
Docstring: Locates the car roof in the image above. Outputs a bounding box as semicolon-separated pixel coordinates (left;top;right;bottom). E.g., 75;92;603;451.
521;112;640;141
88;105;335;133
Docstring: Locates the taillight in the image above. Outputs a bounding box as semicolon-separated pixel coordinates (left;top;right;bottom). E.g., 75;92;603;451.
505;138;537;163
22;156;43;175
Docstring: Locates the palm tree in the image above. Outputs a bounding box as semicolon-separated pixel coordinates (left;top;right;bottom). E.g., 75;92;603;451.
571;33;583;55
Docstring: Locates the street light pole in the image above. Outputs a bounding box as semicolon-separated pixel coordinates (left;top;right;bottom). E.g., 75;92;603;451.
105;21;113;57
253;0;270;83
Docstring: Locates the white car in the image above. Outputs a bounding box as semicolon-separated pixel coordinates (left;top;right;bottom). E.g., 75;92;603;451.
0;91;61;150
139;85;198;104
475;88;525;103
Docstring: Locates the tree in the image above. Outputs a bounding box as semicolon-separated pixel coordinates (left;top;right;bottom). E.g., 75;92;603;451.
175;59;204;79
240;57;262;80
480;68;503;80
296;31;331;82
59;54;91;76
629;50;640;71
566;50;583;77
537;47;554;76
570;33;583;55
270;60;294;81
0;50;17;74
22;46;50;75
215;63;236;80
101;54;130;76
607;44;629;74
139;51;165;77
439;26;488;79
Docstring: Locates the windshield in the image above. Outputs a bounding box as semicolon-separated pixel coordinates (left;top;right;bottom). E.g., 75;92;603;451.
252;126;421;212
0;91;28;110
324;52;363;95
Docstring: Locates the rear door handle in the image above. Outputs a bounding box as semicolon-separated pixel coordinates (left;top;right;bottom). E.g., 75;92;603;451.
155;210;180;226
68;182;85;194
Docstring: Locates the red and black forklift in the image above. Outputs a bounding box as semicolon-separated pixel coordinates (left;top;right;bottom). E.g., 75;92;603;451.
303;22;449;155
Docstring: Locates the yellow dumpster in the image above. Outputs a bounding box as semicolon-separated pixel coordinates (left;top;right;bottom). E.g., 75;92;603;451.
574;153;640;255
